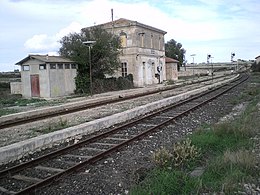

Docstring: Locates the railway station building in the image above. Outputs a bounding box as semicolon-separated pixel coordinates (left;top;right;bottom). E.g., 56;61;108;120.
14;54;77;98
84;18;173;87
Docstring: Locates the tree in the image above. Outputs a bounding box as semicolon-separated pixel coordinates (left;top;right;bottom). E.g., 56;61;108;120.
59;26;121;93
165;39;186;71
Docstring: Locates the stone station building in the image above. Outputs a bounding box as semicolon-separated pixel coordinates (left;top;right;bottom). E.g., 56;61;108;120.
85;18;173;87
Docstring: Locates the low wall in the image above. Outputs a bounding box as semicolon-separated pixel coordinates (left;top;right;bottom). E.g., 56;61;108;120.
10;82;22;94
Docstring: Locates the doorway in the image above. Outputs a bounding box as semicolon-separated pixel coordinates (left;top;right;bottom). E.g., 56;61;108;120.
30;74;40;97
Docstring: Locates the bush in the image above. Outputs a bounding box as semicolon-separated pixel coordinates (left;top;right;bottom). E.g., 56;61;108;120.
152;138;201;168
92;74;134;94
152;147;172;167
75;74;134;94
171;138;201;167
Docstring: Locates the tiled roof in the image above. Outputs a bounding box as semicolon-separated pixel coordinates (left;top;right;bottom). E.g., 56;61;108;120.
165;57;179;63
15;54;74;65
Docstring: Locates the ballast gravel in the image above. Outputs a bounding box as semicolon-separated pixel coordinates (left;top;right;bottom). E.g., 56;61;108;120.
1;76;259;195
32;78;259;194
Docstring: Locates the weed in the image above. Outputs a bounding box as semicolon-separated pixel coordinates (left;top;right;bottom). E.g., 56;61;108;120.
152;138;201;168
171;138;201;167
223;149;257;171
152;147;172;167
59;118;68;128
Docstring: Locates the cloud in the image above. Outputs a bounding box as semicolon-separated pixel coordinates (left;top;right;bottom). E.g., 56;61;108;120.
1;0;260;72
21;0;260;62
24;22;82;52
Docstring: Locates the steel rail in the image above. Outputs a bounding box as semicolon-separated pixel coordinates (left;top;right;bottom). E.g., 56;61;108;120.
0;75;234;178
0;75;229;129
0;74;248;195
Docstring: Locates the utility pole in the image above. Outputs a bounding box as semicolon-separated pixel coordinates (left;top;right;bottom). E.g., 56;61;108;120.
111;9;114;35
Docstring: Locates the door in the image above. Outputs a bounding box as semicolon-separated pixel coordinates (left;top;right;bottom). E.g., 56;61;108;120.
142;62;146;85
31;74;40;97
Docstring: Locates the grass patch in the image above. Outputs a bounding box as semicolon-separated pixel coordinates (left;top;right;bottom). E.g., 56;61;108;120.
130;169;200;195
130;73;260;194
0;108;19;117
33;118;69;134
200;149;257;193
0;94;47;107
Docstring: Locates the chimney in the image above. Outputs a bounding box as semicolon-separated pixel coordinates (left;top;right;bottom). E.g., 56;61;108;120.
46;54;49;60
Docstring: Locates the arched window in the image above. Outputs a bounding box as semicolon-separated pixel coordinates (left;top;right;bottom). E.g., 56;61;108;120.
120;31;127;47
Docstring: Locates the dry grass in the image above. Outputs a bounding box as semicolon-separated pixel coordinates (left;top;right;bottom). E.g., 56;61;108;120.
223;149;257;170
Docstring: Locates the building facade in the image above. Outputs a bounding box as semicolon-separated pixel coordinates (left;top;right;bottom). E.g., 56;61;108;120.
15;55;77;98
256;55;260;64
89;18;168;87
165;57;178;81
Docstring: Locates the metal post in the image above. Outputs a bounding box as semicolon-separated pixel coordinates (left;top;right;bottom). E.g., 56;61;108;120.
211;59;213;81
83;41;96;96
190;54;196;77
211;56;214;81
88;46;93;96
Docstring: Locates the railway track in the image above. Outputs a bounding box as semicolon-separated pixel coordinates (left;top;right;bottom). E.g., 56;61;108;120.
0;75;230;130
0;74;248;194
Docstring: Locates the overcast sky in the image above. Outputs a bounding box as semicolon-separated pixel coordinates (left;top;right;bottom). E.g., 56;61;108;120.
1;0;260;72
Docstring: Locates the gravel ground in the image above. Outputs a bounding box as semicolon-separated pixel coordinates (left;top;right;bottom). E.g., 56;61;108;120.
31;76;259;194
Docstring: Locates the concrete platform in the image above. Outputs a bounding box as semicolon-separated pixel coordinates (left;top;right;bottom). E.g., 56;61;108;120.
0;74;227;126
0;75;238;164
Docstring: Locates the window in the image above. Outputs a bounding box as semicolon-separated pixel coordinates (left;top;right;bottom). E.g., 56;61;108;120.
151;34;153;48
23;65;30;71
65;64;70;69
159;36;161;50
50;64;56;69
39;64;46;70
120;31;127;47
71;64;77;69
138;32;145;47
121;62;127;77
58;63;63;69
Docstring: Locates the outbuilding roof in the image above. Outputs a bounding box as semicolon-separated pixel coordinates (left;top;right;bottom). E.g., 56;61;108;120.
15;54;74;65
165;57;179;63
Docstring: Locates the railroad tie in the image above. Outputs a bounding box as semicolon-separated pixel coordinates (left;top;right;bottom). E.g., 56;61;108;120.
0;186;16;194
12;174;42;183
35;165;64;173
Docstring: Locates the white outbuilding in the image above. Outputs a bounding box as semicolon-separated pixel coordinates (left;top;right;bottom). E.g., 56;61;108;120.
14;54;77;98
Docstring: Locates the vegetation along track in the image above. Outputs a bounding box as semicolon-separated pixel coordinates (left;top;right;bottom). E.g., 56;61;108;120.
0;73;248;195
0;75;230;129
